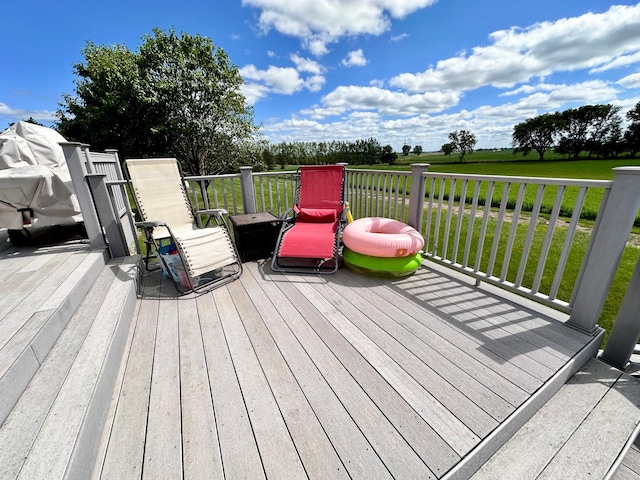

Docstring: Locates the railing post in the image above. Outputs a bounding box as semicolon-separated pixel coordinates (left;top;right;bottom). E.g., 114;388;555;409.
240;166;257;214
80;144;95;173
568;167;640;333
86;174;129;258
60;142;107;250
601;253;640;369
408;163;429;229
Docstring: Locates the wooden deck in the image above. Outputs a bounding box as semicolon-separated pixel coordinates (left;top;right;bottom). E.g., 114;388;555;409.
93;259;604;479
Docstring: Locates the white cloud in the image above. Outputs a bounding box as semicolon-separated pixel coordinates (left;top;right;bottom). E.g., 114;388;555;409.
391;33;409;42
240;64;304;95
263;80;637;150
240;55;327;103
341;49;368;67
618;73;640;89
0;102;56;124
290;53;325;74
303;75;326;92
313;85;461;117
590;51;640;73
389;4;640;93
241;0;437;55
241;82;271;105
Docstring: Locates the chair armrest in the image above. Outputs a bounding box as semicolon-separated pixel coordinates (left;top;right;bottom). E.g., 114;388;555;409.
279;208;294;220
135;220;167;229
196;208;228;217
196;208;228;228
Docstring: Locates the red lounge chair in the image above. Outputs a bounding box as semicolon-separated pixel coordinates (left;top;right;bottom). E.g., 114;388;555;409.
271;165;346;274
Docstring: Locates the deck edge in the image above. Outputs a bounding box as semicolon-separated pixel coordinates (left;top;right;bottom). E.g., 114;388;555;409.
442;326;605;480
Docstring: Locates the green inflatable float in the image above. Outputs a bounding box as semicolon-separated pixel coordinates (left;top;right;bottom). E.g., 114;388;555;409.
343;247;422;278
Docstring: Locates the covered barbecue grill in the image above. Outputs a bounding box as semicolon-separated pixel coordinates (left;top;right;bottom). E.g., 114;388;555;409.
0;122;83;245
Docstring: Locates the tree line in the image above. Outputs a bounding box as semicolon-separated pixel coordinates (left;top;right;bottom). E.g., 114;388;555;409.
262;138;388;168
511;103;640;161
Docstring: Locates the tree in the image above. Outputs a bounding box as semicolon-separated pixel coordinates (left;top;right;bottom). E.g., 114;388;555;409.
441;143;454;156
412;145;423;155
555;104;622;159
625;101;640;157
56;28;257;175
448;130;477;162
512;112;562;161
402;144;411;156
381;145;397;164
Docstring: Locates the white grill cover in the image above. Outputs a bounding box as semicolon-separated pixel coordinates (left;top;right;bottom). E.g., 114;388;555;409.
0;122;81;229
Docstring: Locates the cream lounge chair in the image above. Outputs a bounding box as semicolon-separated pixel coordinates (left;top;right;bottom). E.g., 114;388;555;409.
126;158;242;294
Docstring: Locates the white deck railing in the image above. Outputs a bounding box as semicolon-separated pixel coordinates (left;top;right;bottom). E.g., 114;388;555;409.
346;169;411;222
61;151;640;369
420;171;613;313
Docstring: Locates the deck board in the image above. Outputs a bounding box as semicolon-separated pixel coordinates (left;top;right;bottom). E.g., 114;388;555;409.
218;282;307;480
198;288;265;480
239;264;350;480
178;292;222;480
96;260;600;479
99;274;158;480
143;283;182;478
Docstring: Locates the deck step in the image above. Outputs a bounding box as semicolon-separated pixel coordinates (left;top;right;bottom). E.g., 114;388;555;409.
0;247;108;425
0;257;138;480
471;358;640;479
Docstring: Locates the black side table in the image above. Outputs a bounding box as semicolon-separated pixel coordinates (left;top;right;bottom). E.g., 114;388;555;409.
229;212;280;262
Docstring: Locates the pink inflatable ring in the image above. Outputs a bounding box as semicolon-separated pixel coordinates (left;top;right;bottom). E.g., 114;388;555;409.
342;217;424;258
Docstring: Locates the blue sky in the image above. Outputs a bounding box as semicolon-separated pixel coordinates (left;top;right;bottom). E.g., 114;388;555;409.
2;0;640;152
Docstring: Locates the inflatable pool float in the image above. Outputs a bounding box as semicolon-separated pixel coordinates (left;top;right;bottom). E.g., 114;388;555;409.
343;248;422;278
342;217;424;257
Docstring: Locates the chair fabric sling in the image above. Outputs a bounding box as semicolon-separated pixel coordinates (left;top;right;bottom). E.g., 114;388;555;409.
126;158;242;294
271;165;346;274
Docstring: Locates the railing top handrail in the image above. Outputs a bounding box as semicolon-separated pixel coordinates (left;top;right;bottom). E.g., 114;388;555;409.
105;179;128;186
184;173;240;181
423;171;613;188
346;168;411;176
252;170;297;178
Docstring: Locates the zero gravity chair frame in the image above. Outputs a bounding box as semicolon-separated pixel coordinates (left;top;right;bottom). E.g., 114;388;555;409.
271;165;347;274
126;158;242;295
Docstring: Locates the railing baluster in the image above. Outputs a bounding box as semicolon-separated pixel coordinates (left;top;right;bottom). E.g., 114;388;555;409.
424;177;436;255
433;178;446;257
442;178;456;260
531;185;565;294
375;173;381;217
487;182;511;278
386;174;392;219
549;186;588;300
463;181;481;269
452;179;468;265
473;181;495;275
203;180;212;211
501;183;526;282
515;184;545;288
401;176;408;224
